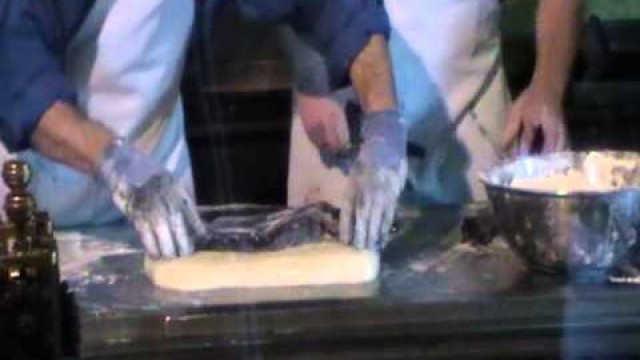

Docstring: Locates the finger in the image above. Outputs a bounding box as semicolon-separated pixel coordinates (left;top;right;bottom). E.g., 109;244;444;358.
334;110;351;152
380;199;398;249
135;217;159;258
541;124;556;155
367;188;385;250
170;192;194;257
394;160;409;195
325;118;343;154
323;107;350;154
151;205;177;258
381;162;406;249
518;122;536;156
174;215;193;257
340;185;355;245
551;115;568;152
380;172;401;249
177;187;206;238
353;186;369;250
502;101;524;151
557;124;568;151
541;113;561;154
157;190;184;258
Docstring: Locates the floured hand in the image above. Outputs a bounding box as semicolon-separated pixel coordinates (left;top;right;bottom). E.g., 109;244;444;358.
341;110;408;250
99;139;206;259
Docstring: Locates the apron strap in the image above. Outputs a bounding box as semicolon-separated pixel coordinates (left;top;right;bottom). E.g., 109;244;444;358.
450;52;502;136
408;52;503;159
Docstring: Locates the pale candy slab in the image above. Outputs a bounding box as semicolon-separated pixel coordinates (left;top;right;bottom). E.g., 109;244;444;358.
145;242;379;292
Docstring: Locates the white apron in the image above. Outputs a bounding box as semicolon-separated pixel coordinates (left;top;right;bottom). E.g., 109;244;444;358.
288;0;509;208
1;0;195;227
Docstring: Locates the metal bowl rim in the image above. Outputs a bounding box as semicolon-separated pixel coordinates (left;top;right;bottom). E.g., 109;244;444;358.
479;150;640;199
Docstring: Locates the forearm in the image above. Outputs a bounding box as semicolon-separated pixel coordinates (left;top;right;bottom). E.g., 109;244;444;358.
349;35;397;114
531;0;582;98
32;102;114;175
268;2;396;112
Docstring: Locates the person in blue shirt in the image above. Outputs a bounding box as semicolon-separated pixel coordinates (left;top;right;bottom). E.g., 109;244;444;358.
285;1;580;231
0;0;405;257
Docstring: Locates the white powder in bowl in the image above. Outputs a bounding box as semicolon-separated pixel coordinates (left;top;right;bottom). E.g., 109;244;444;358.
510;152;639;194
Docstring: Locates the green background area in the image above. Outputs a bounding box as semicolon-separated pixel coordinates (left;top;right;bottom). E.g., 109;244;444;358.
500;0;640;94
585;0;640;20
502;0;640;34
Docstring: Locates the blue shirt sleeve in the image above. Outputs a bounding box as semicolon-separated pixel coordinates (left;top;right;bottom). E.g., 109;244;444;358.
0;0;90;151
238;0;390;89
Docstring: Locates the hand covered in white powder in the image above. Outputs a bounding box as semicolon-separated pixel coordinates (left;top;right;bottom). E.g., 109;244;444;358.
341;111;407;250
99;139;206;259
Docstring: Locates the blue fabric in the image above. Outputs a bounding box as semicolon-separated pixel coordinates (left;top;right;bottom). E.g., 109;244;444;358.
0;0;92;151
0;0;388;152
240;0;390;89
19;99;193;228
306;1;390;88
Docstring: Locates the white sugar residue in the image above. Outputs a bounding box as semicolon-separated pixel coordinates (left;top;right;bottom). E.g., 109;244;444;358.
511;152;640;194
56;226;141;281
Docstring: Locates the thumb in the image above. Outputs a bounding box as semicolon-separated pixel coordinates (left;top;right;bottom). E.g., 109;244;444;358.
333;107;351;152
502;100;524;152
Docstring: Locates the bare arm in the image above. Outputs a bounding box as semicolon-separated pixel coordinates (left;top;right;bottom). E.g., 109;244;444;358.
32;101;114;175
531;0;582;99
349;35;398;114
503;0;582;154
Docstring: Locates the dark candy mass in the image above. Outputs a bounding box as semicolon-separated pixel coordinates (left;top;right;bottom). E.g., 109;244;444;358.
195;203;340;252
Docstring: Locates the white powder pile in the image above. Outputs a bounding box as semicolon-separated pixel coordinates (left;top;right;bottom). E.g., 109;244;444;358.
510;153;639;194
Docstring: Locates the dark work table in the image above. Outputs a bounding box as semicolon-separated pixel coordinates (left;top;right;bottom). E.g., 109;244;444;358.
57;205;640;360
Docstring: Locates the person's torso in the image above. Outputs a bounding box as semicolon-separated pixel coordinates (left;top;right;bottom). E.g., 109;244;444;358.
385;0;507;204
20;0;195;227
386;0;502;124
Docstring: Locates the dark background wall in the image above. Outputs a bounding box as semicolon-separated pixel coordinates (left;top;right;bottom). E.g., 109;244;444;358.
182;2;292;205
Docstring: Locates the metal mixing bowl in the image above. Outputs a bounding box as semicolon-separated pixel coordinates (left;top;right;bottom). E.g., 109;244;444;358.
481;151;640;274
